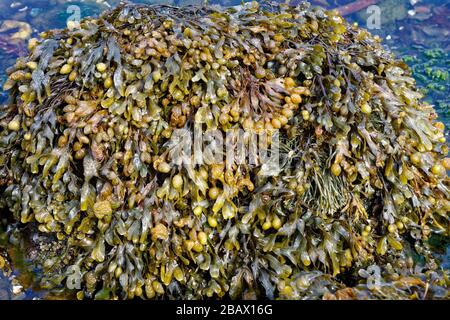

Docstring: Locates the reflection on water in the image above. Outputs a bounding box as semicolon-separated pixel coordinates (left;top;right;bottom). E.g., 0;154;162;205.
0;0;448;300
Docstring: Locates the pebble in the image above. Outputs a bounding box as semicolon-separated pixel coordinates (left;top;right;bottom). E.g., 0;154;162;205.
10;2;22;9
12;284;23;295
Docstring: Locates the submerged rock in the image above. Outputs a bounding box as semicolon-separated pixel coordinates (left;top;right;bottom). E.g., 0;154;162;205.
0;1;448;299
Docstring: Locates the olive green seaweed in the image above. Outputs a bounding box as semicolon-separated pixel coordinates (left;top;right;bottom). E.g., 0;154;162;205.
0;1;449;300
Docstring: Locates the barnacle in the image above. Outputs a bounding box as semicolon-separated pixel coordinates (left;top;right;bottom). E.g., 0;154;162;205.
0;1;449;300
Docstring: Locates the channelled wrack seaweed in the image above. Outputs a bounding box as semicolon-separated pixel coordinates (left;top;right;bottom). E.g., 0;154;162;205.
0;1;449;299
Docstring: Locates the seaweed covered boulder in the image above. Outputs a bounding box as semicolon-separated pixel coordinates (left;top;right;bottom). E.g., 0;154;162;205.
0;1;449;299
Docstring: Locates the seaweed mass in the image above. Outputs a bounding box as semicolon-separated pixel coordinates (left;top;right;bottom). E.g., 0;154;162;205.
0;1;449;300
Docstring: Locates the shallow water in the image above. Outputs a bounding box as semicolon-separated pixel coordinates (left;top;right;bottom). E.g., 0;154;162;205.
0;0;448;300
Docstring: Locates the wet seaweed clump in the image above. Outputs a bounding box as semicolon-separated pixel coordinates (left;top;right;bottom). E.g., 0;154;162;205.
0;1;449;300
